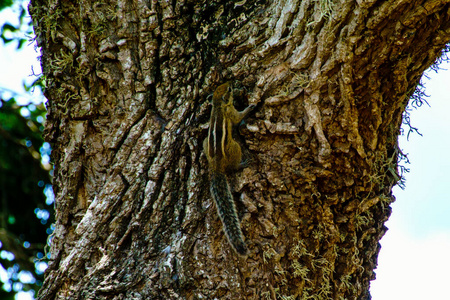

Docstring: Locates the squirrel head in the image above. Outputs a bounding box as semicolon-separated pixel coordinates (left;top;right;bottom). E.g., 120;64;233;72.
212;82;233;106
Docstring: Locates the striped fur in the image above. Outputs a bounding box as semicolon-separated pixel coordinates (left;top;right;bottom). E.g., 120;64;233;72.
203;82;255;255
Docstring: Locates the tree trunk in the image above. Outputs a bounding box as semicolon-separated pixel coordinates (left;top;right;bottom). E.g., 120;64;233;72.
30;0;450;299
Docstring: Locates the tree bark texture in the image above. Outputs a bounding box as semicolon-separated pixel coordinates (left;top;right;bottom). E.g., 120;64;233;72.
30;0;450;299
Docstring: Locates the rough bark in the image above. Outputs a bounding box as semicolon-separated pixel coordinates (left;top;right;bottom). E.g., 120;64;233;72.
30;0;450;299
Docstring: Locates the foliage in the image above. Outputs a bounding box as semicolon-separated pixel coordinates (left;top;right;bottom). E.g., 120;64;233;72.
0;0;30;48
0;0;52;299
0;97;53;299
0;0;14;11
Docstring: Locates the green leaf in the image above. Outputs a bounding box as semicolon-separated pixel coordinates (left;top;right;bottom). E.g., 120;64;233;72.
0;0;14;11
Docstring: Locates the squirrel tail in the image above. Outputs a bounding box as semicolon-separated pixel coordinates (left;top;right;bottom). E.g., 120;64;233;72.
210;171;248;256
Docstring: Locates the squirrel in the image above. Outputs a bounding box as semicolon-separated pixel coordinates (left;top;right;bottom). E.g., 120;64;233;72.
203;82;255;256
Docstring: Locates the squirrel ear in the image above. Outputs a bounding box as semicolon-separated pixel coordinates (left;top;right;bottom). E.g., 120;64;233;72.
207;93;213;102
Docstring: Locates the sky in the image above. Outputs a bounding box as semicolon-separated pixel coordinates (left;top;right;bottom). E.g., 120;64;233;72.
1;2;450;300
